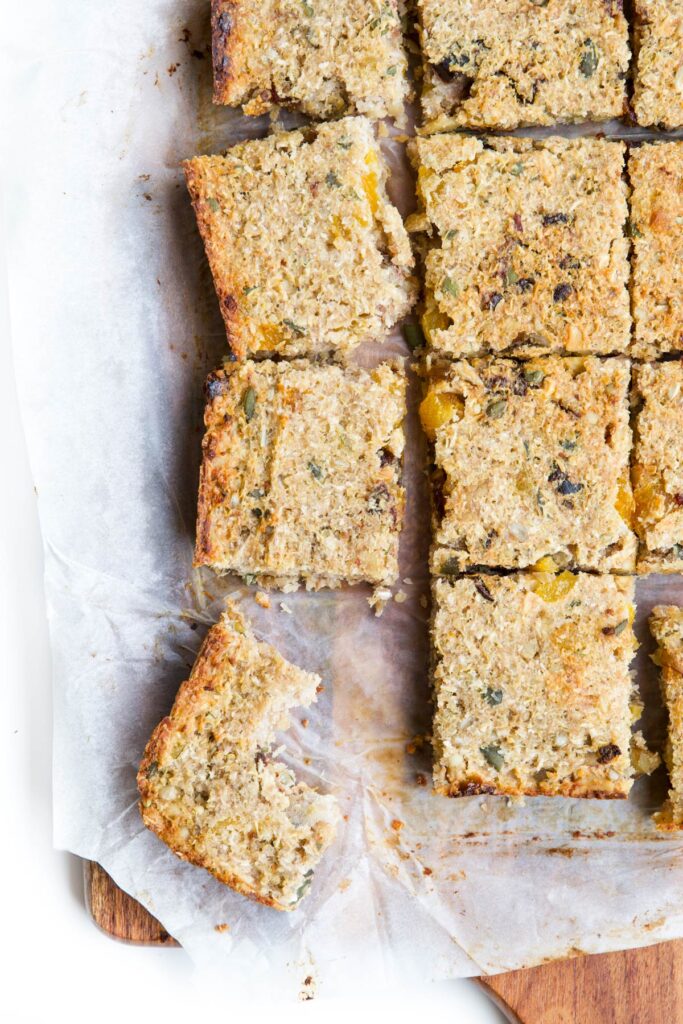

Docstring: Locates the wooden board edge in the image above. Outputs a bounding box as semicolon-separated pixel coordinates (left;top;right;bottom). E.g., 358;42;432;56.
475;980;521;1023
478;940;683;1023
84;860;178;945
84;861;683;1023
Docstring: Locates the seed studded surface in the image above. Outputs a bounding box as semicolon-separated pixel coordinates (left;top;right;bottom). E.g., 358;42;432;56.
195;360;407;589
633;1;683;128
184;117;415;360
629;143;683;361
410;135;630;360
211;0;410;122
432;574;637;798
633;363;683;573
137;605;339;909
416;0;629;132
650;606;683;830
424;356;636;575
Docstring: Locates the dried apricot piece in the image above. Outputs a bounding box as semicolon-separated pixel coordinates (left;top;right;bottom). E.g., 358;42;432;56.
258;323;282;350
532;555;557;573
533;570;577;603
614;473;634;527
419;391;464;440
361;150;379;220
421;294;450;344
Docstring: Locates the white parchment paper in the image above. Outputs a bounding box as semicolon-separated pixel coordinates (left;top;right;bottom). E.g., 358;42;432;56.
6;0;683;997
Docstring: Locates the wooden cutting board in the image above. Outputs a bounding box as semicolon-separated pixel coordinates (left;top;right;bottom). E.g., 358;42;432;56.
85;861;683;1020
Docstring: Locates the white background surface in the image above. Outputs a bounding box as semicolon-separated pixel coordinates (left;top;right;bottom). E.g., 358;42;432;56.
0;132;505;1024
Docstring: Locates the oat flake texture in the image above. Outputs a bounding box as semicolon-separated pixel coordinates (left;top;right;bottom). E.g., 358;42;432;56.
8;0;683;997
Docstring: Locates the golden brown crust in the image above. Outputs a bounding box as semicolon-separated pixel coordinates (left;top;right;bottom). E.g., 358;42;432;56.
138;606;339;910
436;782;627;800
193;360;407;589
632;363;683;573
651;606;683;675
183;118;415;361
422;356;636;574
211;0;240;106
629;143;683;361
633;1;683;129
431;573;638;799
410;134;630;359
182;160;244;359
417;0;629;132
209;0;409;121
137;625;227;790
137;627;285;907
195;475;216;566
138;676;285;911
650;606;683;831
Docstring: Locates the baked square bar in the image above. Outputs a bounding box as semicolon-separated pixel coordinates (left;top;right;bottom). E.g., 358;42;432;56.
650;606;683;830
629;143;683;360
421;356;636;574
416;0;629;132
196;359;406;589
633;363;683;573
432;573;638;798
211;0;410;122
138;604;339;909
184;117;415;360
633;1;683;129
409;135;630;359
